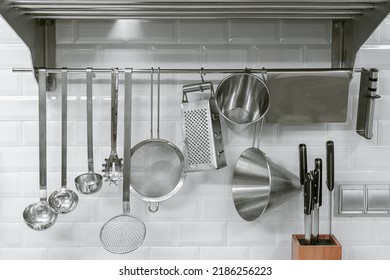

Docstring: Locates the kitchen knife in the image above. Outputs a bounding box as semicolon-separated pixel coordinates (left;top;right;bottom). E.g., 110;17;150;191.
299;144;307;186
326;141;334;240
311;169;318;244
304;172;313;245
316;158;323;208
312;158;322;244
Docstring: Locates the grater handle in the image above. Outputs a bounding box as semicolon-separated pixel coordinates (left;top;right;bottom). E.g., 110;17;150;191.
182;92;189;103
182;82;214;103
183;82;212;93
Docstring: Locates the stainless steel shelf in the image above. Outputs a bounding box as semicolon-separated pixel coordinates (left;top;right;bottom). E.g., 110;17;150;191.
2;0;383;19
1;1;389;70
1;1;390;125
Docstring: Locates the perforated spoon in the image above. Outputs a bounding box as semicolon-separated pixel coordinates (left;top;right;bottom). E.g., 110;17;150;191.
23;69;57;231
102;68;123;185
49;68;79;214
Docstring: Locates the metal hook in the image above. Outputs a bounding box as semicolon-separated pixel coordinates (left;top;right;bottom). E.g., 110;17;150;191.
200;67;205;83
261;67;267;83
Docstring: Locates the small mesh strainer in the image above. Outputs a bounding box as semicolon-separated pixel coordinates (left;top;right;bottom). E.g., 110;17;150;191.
130;68;185;212
100;69;146;254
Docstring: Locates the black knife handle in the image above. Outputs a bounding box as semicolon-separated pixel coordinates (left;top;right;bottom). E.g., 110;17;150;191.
312;169;319;205
315;158;323;207
326;141;335;192
304;172;313;215
299;144;307;186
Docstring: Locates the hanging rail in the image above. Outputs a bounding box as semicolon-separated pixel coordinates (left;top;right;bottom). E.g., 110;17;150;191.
12;67;358;74
5;0;379;19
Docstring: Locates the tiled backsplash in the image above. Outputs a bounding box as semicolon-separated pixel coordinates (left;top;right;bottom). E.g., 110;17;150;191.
1;16;390;260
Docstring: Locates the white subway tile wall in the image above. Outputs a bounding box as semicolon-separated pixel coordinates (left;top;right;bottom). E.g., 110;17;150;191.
1;16;390;260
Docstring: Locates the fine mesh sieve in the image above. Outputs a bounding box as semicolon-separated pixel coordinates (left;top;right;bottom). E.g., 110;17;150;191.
181;75;227;172
100;69;146;254
130;68;185;213
100;214;145;254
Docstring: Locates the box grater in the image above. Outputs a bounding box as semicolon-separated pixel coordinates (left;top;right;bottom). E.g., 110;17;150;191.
181;82;227;172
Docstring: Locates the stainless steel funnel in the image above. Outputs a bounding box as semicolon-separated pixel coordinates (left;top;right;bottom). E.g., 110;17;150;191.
232;149;301;221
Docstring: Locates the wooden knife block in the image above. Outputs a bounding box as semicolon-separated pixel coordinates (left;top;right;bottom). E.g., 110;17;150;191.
291;234;342;260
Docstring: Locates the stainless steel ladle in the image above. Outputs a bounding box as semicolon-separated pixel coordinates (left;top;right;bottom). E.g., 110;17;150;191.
49;68;79;213
23;69;58;231
102;68;123;185
75;67;103;194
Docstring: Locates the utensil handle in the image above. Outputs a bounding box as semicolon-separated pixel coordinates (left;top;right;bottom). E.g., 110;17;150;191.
150;67;154;139
61;68;68;188
123;68;132;213
38;69;47;201
182;82;214;103
111;68;119;153
157;67;160;139
304;172;313;215
252;118;264;149
182;82;212;94
312;169;319;205
315;158;322;207
86;68;94;173
298;144;307;186
326;141;334;192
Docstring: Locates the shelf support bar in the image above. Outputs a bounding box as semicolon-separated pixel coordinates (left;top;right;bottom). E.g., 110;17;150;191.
41;19;56;91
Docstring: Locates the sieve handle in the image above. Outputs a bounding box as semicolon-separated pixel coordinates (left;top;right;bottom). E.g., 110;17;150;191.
111;68;119;153
148;202;159;213
38;69;47;202
123;68;133;213
86;68;95;174
61;68;68;188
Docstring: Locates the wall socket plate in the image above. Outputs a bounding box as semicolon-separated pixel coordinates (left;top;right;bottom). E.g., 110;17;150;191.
334;181;390;217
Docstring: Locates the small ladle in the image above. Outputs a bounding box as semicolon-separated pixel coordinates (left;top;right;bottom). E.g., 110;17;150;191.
102;68;123;185
23;69;57;230
49;68;79;213
75;68;103;194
